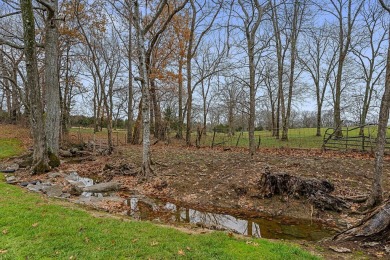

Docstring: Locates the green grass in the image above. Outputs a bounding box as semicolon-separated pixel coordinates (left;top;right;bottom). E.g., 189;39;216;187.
0;176;319;259
0;138;24;159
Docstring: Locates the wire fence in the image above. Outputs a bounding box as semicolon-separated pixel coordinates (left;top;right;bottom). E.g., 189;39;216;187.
66;125;390;152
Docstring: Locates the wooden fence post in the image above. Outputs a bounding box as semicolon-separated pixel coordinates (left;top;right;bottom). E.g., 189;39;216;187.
236;132;242;147
211;128;216;148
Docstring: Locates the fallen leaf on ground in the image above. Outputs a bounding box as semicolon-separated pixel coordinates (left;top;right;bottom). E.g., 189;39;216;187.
0;250;7;254
178;249;185;256
32;223;39;227
2;229;8;234
150;241;159;246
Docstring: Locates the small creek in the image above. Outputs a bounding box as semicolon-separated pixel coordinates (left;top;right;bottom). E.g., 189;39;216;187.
78;175;335;241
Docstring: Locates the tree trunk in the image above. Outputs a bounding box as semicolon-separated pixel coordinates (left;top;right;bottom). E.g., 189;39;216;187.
127;6;134;144
61;46;71;140
44;0;61;167
133;0;153;179
366;36;390;208
150;79;164;140
176;59;183;139
21;0;50;174
248;40;256;157
316;103;322;137
132;99;142;145
282;0;300;141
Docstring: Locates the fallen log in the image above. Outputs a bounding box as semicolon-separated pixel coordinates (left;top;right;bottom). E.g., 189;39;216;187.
258;170;349;212
83;182;121;193
334;200;390;241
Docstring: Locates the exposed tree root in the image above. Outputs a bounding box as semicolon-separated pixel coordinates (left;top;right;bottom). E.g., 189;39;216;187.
258;169;349;212
334;199;390;241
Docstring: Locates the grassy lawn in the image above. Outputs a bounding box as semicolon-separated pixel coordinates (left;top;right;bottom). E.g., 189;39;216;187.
0;138;24;159
0;177;319;259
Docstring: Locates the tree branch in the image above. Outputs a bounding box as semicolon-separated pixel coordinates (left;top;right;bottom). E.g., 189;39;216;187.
0;38;24;49
36;0;55;12
142;0;168;35
0;11;21;19
378;0;390;13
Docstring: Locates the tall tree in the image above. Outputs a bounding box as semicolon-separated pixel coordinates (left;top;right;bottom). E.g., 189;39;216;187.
281;0;307;140
299;25;338;136
132;0;172;178
365;0;390;208
185;0;222;146
238;0;266;157
352;1;387;134
38;0;61;165
20;0;50;173
322;0;364;135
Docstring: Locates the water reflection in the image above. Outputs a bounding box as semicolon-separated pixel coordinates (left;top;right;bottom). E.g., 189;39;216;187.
125;196;334;241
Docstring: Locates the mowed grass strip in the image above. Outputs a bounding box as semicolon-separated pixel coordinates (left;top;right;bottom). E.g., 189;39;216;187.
0;178;319;259
0;138;24;159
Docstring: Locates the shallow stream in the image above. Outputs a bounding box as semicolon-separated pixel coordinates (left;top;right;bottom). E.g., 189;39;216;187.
78;175;335;241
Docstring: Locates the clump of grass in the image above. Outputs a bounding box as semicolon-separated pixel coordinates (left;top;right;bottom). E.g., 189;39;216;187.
0;178;319;259
0;138;24;159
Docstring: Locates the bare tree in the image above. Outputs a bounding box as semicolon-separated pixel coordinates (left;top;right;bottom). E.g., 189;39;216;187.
299;25;338;136
281;0;307;140
20;0;50;173
38;0;61;165
365;0;390;208
352;1;387;134
185;0;222;146
238;0;266;157
321;0;364;135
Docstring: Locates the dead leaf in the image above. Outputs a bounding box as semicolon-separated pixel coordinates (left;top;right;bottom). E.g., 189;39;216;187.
132;238;139;243
375;251;385;258
2;229;8;235
150;241;159;246
0;250;7;254
85;237;90;243
186;246;191;251
32;223;39;227
178;249;185;256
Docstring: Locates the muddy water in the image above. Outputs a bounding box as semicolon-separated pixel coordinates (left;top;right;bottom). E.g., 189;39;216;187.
125;196;335;241
75;174;335;241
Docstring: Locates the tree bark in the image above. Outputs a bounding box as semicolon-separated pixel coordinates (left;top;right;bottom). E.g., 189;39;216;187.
238;0;263;158
366;33;390;208
20;0;50;174
43;0;61;166
176;59;183;139
127;2;134;144
133;0;153;178
282;0;303;141
332;0;363;136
